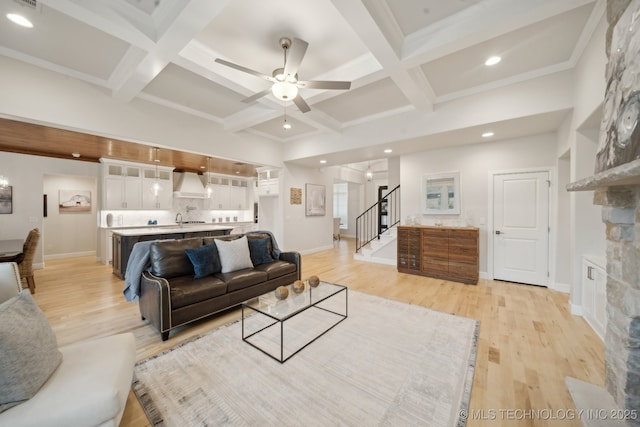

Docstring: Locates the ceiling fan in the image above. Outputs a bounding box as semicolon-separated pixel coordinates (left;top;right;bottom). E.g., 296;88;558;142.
215;37;351;113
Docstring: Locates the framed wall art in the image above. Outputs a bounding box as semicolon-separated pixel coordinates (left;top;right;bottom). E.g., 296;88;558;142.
305;184;326;216
422;172;460;215
0;186;12;214
59;189;91;212
290;187;302;205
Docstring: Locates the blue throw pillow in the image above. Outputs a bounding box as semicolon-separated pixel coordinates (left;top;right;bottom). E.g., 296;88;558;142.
248;237;274;266
185;243;221;279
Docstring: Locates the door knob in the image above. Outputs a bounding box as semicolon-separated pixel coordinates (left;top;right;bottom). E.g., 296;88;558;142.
495;230;503;235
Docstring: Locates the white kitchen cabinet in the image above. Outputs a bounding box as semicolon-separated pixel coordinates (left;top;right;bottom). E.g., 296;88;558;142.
204;174;250;210
100;228;113;265
582;256;606;341
230;179;248;210
102;162;142;210
256;168;279;196
142;166;174;209
204;175;230;210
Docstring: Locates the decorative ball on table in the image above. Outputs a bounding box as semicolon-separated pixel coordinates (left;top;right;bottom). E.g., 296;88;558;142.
275;286;289;300
292;280;305;294
308;275;320;288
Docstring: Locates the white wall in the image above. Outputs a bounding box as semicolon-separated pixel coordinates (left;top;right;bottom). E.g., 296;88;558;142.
0;152;100;267
281;164;335;253
567;11;608;309
556;154;572;287
400;133;558;276
43;175;97;259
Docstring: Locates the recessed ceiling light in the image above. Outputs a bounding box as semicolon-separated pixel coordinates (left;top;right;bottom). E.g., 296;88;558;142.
6;13;33;28
485;56;501;66
482;131;494;138
384;149;393;153
200;165;206;169
320;160;327;164
71;152;81;158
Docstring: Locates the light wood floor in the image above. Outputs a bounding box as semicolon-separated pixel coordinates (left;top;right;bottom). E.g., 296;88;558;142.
32;238;604;427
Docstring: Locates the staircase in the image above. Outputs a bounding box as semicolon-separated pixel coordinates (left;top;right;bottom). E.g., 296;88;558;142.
354;185;399;265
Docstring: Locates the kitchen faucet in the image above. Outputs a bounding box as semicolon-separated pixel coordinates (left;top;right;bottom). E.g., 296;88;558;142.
175;212;183;227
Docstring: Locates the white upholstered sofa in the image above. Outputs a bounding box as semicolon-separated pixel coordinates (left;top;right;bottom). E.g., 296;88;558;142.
0;262;136;427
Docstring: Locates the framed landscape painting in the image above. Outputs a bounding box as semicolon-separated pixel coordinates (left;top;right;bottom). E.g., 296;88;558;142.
305;184;326;216
59;189;91;212
0;186;12;214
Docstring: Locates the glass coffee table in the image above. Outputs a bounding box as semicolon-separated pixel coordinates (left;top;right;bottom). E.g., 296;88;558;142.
241;281;348;363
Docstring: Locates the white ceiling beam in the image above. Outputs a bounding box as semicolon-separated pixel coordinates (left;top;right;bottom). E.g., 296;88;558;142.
331;0;434;112
111;0;232;102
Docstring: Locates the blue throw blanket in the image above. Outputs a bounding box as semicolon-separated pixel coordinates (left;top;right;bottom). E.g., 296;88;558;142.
123;240;157;302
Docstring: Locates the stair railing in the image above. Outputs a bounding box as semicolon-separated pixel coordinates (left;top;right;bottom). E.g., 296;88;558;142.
355;185;400;252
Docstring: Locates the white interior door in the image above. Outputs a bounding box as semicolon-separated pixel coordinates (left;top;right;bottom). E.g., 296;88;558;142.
493;171;549;286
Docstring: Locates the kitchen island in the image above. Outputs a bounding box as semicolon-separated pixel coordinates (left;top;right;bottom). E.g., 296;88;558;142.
111;224;234;279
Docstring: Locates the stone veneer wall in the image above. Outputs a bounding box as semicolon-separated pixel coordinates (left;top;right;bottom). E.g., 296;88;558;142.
594;185;640;419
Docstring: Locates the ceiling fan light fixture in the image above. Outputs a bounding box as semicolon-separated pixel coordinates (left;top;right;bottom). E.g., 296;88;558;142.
272;81;298;100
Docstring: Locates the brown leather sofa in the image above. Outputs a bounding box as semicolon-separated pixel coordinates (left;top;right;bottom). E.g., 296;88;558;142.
138;231;300;340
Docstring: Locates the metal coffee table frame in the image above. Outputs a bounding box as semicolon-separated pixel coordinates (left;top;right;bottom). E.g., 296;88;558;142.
241;281;348;363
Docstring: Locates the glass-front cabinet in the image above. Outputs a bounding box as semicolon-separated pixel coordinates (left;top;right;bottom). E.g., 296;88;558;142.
204;173;251;210
100;158;174;210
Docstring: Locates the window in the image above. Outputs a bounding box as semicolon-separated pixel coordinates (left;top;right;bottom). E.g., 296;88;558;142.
333;182;348;228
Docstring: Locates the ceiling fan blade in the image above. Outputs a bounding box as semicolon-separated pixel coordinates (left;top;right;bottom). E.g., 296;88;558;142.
293;94;311;113
297;80;351;90
242;89;271;104
283;38;308;78
215;58;274;82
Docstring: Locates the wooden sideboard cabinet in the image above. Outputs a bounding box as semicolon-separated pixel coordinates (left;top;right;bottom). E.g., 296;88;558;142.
397;225;479;284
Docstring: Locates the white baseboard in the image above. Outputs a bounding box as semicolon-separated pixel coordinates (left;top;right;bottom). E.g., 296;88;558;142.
550;282;571;294
570;303;583;316
299;245;334;255
44;250;95;261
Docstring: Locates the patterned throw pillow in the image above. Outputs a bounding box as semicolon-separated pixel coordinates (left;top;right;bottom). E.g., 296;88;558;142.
185;243;222;279
214;236;254;273
0;292;63;413
248;237;274;266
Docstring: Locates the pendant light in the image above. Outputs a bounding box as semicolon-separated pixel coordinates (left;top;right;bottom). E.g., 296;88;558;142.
366;162;373;181
151;148;162;196
205;157;214;198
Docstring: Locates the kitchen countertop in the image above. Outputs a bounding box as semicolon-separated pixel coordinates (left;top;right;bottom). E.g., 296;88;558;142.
110;224;236;236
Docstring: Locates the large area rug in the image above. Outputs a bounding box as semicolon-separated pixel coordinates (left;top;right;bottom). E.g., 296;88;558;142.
133;290;479;427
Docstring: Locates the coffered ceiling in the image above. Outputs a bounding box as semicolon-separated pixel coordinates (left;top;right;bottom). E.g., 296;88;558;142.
0;0;603;169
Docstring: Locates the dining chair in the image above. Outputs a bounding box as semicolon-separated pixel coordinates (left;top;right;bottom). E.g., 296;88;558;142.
0;228;40;294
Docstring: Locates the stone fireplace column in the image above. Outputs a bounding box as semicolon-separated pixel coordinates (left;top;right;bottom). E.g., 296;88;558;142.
566;0;640;423
594;187;640;416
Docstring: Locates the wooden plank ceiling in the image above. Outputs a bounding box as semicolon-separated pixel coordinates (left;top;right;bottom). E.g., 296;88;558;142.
0;118;258;177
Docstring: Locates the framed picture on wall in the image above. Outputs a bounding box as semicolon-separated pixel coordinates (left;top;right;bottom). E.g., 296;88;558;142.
59;189;91;212
305;184;326;216
0;186;12;214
